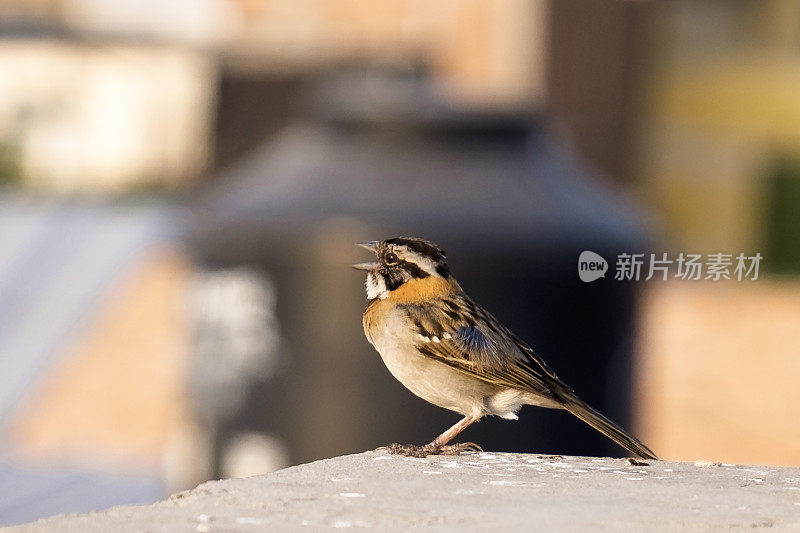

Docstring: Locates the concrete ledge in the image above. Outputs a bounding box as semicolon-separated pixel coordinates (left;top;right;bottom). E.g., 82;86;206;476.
7;452;800;531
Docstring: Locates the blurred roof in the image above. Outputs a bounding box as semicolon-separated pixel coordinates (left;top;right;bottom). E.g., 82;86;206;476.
0;195;180;426
193;70;648;260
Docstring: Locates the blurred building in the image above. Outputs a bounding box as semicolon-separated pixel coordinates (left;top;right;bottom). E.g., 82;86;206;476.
624;0;800;467
0;199;187;524
633;0;800;257
2;0;800;526
0;42;215;193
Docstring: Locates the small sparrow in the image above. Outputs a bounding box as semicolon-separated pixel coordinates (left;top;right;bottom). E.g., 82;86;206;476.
355;237;656;459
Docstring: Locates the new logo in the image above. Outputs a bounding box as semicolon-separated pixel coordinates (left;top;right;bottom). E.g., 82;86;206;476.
578;251;608;283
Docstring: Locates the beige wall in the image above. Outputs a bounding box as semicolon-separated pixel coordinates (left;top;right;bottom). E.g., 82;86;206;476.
636;280;800;466
0;42;216;193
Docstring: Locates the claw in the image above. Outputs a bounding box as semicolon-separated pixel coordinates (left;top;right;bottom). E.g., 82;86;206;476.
437;442;483;455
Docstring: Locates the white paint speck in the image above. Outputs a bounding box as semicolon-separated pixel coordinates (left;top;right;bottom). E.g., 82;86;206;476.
422;470;442;475
329;477;354;482
237;517;267;525
440;461;463;469
332;520;372;528
372;456;392;461
663;469;673;472
626;477;644;481
550;462;578;469
339;492;366;498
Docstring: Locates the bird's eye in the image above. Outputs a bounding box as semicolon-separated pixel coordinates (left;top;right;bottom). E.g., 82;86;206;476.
385;252;399;265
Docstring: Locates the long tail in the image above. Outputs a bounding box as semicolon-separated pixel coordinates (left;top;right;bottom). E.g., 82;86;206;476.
562;396;657;460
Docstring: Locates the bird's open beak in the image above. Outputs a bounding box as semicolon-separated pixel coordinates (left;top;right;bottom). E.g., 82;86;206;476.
353;241;379;271
356;241;378;252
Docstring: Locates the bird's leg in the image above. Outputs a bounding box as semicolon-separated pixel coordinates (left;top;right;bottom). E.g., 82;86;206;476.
383;415;482;457
429;415;478;447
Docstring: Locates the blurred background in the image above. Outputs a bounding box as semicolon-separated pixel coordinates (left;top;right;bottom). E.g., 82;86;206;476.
2;0;800;525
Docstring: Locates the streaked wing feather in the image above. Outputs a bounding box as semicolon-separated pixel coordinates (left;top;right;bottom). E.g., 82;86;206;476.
402;295;565;398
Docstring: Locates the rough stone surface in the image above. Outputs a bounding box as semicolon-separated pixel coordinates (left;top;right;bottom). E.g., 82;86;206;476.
6;452;800;531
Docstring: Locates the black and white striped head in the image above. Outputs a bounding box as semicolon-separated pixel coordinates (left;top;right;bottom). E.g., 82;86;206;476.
353;237;451;299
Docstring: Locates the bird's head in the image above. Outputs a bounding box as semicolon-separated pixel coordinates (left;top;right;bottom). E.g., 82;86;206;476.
353;237;451;299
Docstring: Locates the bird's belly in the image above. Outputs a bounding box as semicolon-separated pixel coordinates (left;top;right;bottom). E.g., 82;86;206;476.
380;342;495;417
367;315;498;417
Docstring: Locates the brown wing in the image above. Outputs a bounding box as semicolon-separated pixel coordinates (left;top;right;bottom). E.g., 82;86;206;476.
400;294;572;400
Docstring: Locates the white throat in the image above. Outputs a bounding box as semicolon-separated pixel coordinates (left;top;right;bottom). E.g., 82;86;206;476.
365;271;389;300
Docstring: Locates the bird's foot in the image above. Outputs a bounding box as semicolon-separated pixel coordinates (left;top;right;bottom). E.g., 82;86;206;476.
380;443;433;457
380;442;482;457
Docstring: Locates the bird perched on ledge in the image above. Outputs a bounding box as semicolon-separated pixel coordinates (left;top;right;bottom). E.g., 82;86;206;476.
354;237;657;459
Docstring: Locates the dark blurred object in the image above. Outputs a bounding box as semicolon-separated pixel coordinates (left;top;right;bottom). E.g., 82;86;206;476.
547;0;646;184
189;67;647;473
213;72;308;173
765;155;800;274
